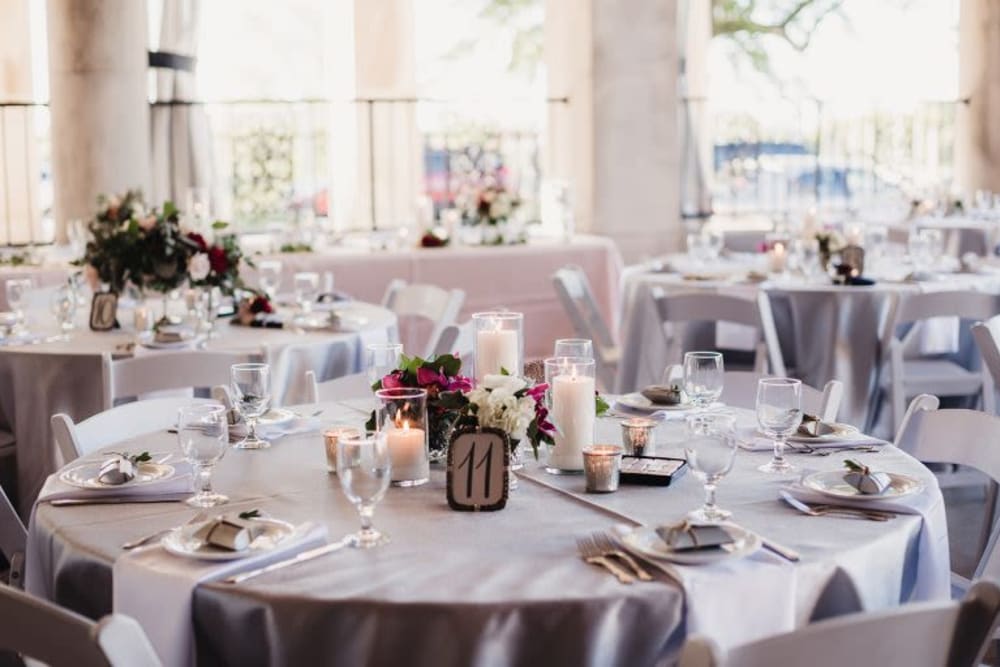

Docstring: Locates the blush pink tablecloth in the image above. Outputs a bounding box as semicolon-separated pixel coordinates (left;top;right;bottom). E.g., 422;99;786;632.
244;235;623;359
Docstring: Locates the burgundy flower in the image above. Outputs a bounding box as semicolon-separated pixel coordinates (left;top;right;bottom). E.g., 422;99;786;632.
381;371;405;390
416;367;445;388
446;375;473;393
526;383;548;400
208;246;228;274
250;296;273;314
188;232;208;251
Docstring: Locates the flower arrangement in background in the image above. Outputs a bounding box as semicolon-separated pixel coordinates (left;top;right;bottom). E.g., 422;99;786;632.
462;184;521;228
235;293;274;326
187;223;250;295
458;373;555;459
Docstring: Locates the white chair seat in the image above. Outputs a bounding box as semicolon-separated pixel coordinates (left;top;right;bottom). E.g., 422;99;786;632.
882;359;983;396
301;371;370;404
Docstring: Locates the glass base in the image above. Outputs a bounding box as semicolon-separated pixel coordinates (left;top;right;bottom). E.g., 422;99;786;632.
186;492;228;508
352;529;390;549
391;477;429;487
544;466;584;475
758;459;795;474
233;436;271;450
688;506;731;523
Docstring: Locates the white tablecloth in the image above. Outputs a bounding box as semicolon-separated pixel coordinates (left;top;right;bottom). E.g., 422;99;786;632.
26;403;948;665
0;301;396;513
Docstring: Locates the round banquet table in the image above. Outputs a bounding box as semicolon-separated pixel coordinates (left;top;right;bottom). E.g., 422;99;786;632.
0;300;397;513
617;260;1000;430
26;402;949;667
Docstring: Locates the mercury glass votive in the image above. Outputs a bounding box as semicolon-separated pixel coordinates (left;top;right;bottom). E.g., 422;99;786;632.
583;445;623;493
376;387;430;487
323;425;363;473
472;311;524;382
621;417;656;456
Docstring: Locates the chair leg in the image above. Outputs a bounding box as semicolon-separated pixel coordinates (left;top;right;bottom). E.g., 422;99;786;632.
982;481;1000;566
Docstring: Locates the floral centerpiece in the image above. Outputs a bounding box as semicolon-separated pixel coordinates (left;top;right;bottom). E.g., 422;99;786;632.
815;230;845;271
456;372;555;459
367;354;473;458
235;293;275;326
187;223;250;296
457;181;524;245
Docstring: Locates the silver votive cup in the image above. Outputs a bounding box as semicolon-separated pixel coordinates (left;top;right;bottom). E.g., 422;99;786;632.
621;418;656;456
323;425;362;473
583;445;623;493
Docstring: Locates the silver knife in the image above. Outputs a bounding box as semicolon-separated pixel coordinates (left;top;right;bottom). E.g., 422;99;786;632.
759;536;801;562
223;535;354;584
49;493;191;506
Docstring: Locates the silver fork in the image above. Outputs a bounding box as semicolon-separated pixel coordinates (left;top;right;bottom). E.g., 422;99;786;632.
591;532;653;581
576;537;634;584
121;511;208;550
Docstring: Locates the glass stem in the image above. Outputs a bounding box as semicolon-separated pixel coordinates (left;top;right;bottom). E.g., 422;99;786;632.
358;504;374;534
196;464;212;494
773;436;786;465
703;480;717;511
248;417;258;441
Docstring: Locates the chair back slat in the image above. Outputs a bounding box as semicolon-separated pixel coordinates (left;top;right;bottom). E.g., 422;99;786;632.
894;291;999;326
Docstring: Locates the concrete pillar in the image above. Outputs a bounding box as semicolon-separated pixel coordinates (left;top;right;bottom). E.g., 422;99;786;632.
327;0;420;231
957;0;1000;194
546;0;682;261
0;0;41;244
47;0;150;241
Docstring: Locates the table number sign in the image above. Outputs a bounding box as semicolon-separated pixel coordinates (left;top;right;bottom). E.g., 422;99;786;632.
89;292;118;331
447;427;509;511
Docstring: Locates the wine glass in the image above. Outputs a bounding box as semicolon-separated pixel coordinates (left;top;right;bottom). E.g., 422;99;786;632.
177;404;229;507
684;411;738;522
554;338;593;359
293;272;319;315
366;342;403;389
230;363;271;449
683;351;724;409
6;278;33;336
257;260;282;300
49;285;77;339
336;430;392;548
755;378;803;474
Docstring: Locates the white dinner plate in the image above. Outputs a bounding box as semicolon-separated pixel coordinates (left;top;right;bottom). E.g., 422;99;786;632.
258;408;297;427
621;523;761;566
802;469;924;500
59;461;175;490
787;422;860;444
137;330;202;350
161;517;296;561
616;393;695;413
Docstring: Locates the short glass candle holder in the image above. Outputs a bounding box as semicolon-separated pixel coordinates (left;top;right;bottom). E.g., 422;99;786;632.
376;387;430;487
621;417;656;456
543;356;596;474
323;425;363;474
472;311;524;382
583;445;623;493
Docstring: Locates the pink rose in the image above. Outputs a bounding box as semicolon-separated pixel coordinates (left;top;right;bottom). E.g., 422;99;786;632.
139;215;157;231
381;371;404;390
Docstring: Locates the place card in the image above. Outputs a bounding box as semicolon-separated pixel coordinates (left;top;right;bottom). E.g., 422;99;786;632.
89;292;118;331
446;427;509;512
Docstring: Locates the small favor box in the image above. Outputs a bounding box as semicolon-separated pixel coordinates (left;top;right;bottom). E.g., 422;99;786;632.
618;455;687;487
193;518;262;551
98;457;135;485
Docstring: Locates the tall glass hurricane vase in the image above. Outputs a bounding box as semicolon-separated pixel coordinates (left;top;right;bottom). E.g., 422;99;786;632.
543;357;596;474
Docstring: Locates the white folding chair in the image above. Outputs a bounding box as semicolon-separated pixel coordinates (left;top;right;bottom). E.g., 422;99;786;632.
552;265;619;391
896;405;1000;595
0;484;26;589
710;370;842;422
430;320;474;361
649;288;786;377
972;314;1000;414
101;349;261;409
678;579;1000;667
52;396;221;461
301;371;370;404
0;584;162;666
381;279;464;359
883;291;999;431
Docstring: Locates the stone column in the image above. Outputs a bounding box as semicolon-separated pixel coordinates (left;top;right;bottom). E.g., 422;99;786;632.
957;0;1000;194
0;0;41;244
327;0;420;231
47;0;151;241
546;0;682;261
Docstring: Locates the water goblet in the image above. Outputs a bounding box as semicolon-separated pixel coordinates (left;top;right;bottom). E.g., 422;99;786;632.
5;278;33;335
554;338;593;359
684;411;738;522
293;272;320;315
231;363;271;449
49;285;77;339
177;404;229;507
258;260;282;300
336;431;392;548
683;351;724;409
755;378;803;474
366;342;404;389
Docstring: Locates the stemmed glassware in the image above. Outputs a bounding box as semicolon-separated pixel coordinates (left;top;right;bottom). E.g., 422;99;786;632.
684;411;738;522
755;378;803;474
294;272;319;313
6;278;33;336
554;338;593;359
230;363;272;449
336;431;392;548
366;342;403;388
257;260;282;300
683;351;724;409
49;285;77;340
177;404;229;507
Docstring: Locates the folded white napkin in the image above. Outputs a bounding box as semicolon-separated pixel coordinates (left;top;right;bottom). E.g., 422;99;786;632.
37;460;195;503
781;482;950;601
113;522;328;666
736;428;888;451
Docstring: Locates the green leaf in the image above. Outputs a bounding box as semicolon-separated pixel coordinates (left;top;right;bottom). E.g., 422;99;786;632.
843;459;867;473
500;367;510;376
211;220;229;230
436;353;462;377
437;390;470;410
162;201;177;218
129;451;152;464
365;411;376;431
238;509;261;520
595;392;609;417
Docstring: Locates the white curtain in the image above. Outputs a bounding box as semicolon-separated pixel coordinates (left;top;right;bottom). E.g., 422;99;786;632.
150;0;214;211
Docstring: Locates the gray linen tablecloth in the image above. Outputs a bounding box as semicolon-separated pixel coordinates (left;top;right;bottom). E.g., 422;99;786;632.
0;302;396;514
26;403;947;666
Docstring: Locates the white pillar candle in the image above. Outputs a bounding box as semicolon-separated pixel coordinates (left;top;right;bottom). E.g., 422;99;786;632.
387;421;429;482
769;242;786;273
548;371;596;471
134;306;151;332
475;328;519;380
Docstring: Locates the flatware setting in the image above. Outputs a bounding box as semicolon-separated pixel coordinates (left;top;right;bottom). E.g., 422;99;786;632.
121;511;208;550
223;534;355;584
576;536;635;583
779;490;896;521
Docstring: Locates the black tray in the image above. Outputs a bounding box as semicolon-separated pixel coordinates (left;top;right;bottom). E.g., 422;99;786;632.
619;455;687;486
